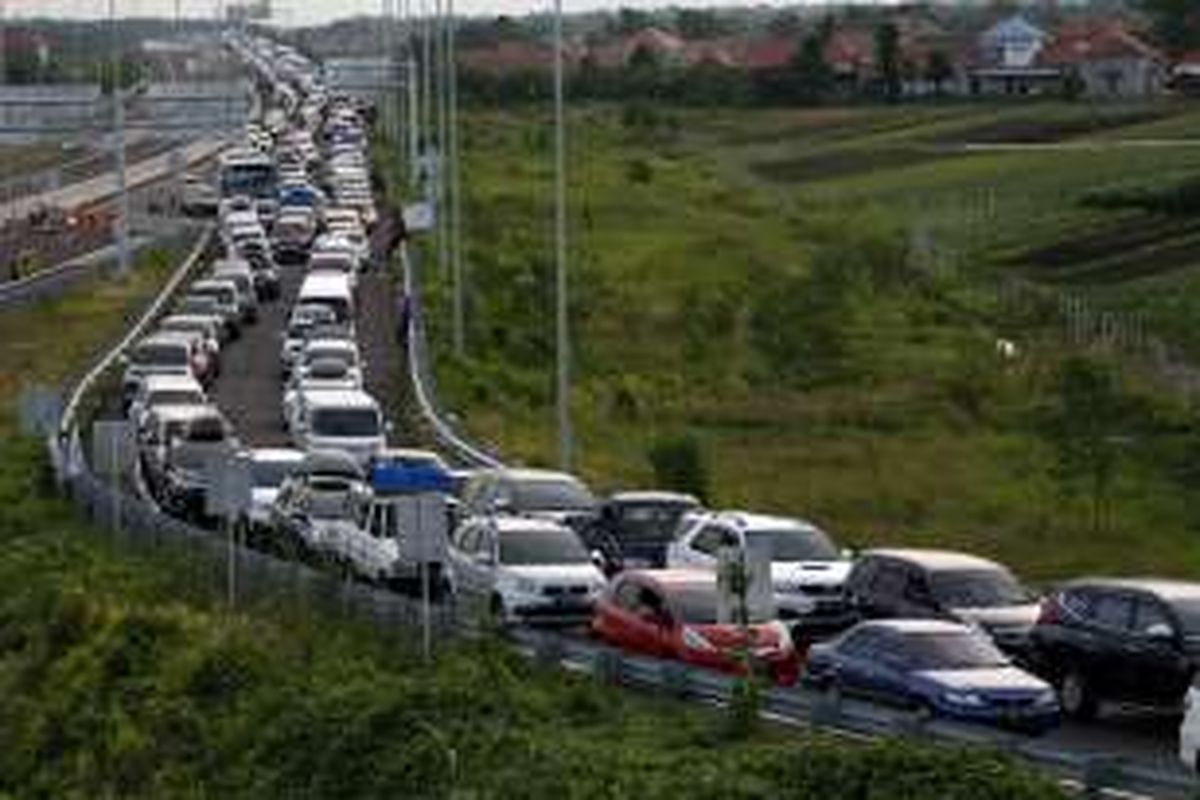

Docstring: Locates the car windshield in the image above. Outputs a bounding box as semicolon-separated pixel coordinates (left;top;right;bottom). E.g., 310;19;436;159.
308;488;355;520
307;347;356;365
192;286;235;304
750;527;839;562
512;479;595;512
312;408;379;437
930;568;1030;608
672;586;771;625
252;459;299;488
133;344;188;366
150;389;204;407
186;417;226;443
611;503;693;542
902;631;1009;670
499;528;590;566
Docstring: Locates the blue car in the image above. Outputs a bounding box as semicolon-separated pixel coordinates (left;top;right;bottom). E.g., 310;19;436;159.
804;619;1060;733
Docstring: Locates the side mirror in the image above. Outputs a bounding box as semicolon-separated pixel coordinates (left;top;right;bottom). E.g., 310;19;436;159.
590;549;607;569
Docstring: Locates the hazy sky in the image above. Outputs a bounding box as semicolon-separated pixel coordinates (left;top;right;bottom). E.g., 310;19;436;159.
7;0;804;26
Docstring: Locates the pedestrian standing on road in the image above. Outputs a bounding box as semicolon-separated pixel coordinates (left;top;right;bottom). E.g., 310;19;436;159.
396;291;411;346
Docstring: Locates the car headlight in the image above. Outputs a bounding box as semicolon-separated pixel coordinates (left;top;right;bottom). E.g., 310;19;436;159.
513;577;538;595
942;690;987;708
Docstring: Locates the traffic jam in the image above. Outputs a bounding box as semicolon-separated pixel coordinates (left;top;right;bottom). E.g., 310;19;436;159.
111;31;1200;770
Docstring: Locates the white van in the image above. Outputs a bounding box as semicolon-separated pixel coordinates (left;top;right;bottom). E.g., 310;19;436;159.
291;389;386;464
297;272;354;324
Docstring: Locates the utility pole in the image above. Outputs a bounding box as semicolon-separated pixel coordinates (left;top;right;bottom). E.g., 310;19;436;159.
406;0;419;182
448;0;463;357
109;0;131;276
434;0;448;280
553;0;571;470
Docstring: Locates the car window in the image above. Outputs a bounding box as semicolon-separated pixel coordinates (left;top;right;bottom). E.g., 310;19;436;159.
838;628;881;658
692;525;736;556
1133;597;1174;636
871;563;907;600
614;579;642;612
1091;593;1135;631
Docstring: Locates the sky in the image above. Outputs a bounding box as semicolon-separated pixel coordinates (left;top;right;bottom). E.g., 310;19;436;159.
5;0;820;26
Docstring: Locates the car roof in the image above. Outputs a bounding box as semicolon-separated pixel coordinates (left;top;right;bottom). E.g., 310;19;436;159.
1061;577;1200;601
697;510;821;533
302;389;379;409
146;403;216;422
161;314;217;327
608;491;699;506
137;331;194;348
854;619;972;635
140;374;203;391
251;447;305;463
863;548;1007;572
490;516;575;534
480;467;583;484
627;568;716;590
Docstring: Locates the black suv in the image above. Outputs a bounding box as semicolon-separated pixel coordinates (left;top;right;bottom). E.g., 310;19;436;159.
1029;579;1200;719
579;491;700;574
844;549;1040;655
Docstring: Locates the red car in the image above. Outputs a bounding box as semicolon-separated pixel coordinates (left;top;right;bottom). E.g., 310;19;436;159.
590;569;801;686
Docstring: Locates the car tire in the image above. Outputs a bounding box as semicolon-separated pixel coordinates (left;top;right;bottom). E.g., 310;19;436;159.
1059;669;1098;720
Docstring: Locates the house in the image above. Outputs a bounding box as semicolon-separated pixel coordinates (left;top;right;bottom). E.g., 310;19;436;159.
969;14;1061;95
1040;21;1166;97
1173;52;1200;96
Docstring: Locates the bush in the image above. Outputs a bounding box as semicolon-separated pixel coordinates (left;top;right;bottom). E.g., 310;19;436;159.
647;434;710;502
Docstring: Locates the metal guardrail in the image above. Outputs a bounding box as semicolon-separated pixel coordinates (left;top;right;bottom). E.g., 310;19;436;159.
59;225;213;435
400;241;502;469
397;220;1199;800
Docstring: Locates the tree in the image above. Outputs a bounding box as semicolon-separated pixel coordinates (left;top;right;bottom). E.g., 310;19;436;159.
874;22;902;100
676;8;725;40
614;7;653;36
925;49;954;95
1140;0;1200;57
789;32;835;103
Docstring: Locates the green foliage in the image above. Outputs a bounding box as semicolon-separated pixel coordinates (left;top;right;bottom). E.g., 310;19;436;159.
1139;0;1200;56
1081;173;1200;215
874;22;903;100
647;434;710;503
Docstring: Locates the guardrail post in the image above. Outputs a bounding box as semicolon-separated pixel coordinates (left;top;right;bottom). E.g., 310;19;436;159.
533;634;565;668
594;648;622;685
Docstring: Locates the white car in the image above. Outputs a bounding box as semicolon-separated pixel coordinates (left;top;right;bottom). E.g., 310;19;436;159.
1182;681;1200;772
244;447;305;532
283;358;361;432
280;304;338;375
293;338;363;386
666;511;854;630
447;515;605;625
290;389;387;465
127;374;207;432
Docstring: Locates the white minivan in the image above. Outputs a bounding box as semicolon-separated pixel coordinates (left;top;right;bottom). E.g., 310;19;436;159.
297;272;354;324
291;389;386;464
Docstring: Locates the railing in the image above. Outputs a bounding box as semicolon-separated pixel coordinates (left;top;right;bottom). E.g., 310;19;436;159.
400;240;502;469
397;219;1200;800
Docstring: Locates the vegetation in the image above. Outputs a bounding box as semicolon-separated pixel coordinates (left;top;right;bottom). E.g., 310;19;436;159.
0;199;1063;798
412;101;1200;583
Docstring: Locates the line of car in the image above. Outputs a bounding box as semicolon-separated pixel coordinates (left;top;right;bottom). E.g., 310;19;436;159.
151;32;1200;773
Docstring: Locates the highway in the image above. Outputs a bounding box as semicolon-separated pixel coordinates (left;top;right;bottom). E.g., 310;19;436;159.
51;31;1196;797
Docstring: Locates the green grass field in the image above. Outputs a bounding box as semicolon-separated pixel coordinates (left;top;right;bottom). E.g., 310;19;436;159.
412;101;1200;583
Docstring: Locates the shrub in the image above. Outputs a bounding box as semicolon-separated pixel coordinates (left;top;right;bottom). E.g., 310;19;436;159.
647;434;710;502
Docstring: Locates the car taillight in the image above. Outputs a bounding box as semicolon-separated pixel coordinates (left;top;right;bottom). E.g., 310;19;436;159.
1037;596;1060;625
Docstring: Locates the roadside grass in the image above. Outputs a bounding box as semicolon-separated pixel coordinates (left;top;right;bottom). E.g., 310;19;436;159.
0;226;1064;798
0;247;178;431
409;102;1200;583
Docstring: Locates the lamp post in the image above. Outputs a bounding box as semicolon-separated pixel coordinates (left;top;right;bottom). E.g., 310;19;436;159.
109;0;130;276
553;0;571;471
